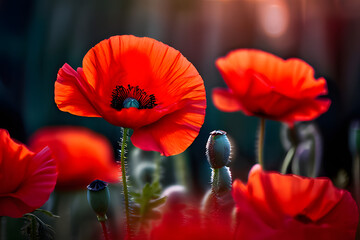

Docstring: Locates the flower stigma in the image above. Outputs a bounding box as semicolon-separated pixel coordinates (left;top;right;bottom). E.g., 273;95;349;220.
123;98;140;109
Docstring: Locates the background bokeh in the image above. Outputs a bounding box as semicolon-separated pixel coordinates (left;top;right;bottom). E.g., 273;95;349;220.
1;0;360;195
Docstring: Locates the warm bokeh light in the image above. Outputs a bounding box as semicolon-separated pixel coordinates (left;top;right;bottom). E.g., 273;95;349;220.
257;0;289;38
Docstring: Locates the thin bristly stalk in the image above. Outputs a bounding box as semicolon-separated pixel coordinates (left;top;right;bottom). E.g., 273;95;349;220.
100;221;111;240
257;118;266;168
120;127;130;237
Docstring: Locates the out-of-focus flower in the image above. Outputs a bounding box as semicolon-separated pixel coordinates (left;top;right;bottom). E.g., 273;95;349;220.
145;190;233;240
55;35;206;156
0;129;57;218
213;49;330;127
232;164;359;239
28;126;120;190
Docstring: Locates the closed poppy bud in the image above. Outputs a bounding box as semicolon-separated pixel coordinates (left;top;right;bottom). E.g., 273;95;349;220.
87;180;110;222
206;130;231;169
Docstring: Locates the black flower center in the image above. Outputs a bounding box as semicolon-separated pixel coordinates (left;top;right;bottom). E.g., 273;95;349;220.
111;85;157;110
294;214;313;224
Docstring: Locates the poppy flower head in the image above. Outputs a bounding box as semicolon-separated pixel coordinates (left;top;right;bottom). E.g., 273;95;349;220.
232;164;359;239
213;49;331;126
0;129;57;218
55;35;206;156
28;126;120;190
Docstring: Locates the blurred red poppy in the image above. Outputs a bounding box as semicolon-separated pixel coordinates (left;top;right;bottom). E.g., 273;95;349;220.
55;35;206;156
213;49;330;126
145;200;233;240
28;126;120;190
232;164;359;239
0;129;57;218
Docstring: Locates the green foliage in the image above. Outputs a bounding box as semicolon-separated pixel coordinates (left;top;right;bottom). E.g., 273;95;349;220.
130;181;167;224
21;209;59;240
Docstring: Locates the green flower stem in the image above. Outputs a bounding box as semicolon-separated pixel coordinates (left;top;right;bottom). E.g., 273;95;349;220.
257;118;266;168
174;154;188;188
120;128;130;236
212;168;220;192
153;153;161;184
280;146;296;174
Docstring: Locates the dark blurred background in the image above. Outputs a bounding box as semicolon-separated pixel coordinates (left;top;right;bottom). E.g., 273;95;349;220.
1;0;360;195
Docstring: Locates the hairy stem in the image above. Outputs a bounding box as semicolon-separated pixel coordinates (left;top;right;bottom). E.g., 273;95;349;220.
120;128;130;237
212;168;220;193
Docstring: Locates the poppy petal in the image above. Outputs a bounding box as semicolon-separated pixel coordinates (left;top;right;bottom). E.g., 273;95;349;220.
131;102;206;156
55;63;101;117
212;88;244;112
29;126;120;190
4;147;57;208
246;164;343;221
280;59;329;98
82;35;202;107
0;130;57;218
214;49;330;125
279;99;331;126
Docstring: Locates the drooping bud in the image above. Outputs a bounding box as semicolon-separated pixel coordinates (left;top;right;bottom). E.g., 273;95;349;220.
206;130;231;169
87;179;110;222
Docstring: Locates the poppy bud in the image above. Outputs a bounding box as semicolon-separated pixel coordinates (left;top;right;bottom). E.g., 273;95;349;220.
133;162;156;187
206;130;231;169
87;179;110;222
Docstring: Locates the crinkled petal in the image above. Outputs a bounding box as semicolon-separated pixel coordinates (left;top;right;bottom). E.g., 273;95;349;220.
214;49;331;125
4;147;57;208
278;98;331;126
82;35;204;109
131;100;206;156
0;130;57;218
55;64;101;117
212;88;244;112
246;164;344;221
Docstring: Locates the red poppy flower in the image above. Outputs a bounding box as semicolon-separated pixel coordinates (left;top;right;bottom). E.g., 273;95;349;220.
28;126;120;190
232;164;359;239
55;35;206;156
0;129;57;218
213;49;330;126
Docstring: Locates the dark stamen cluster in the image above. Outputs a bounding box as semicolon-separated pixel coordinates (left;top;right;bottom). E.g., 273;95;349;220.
111;84;157;110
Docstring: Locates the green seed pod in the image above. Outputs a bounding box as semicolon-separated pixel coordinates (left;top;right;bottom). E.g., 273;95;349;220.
206;130;231;169
87;180;110;222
